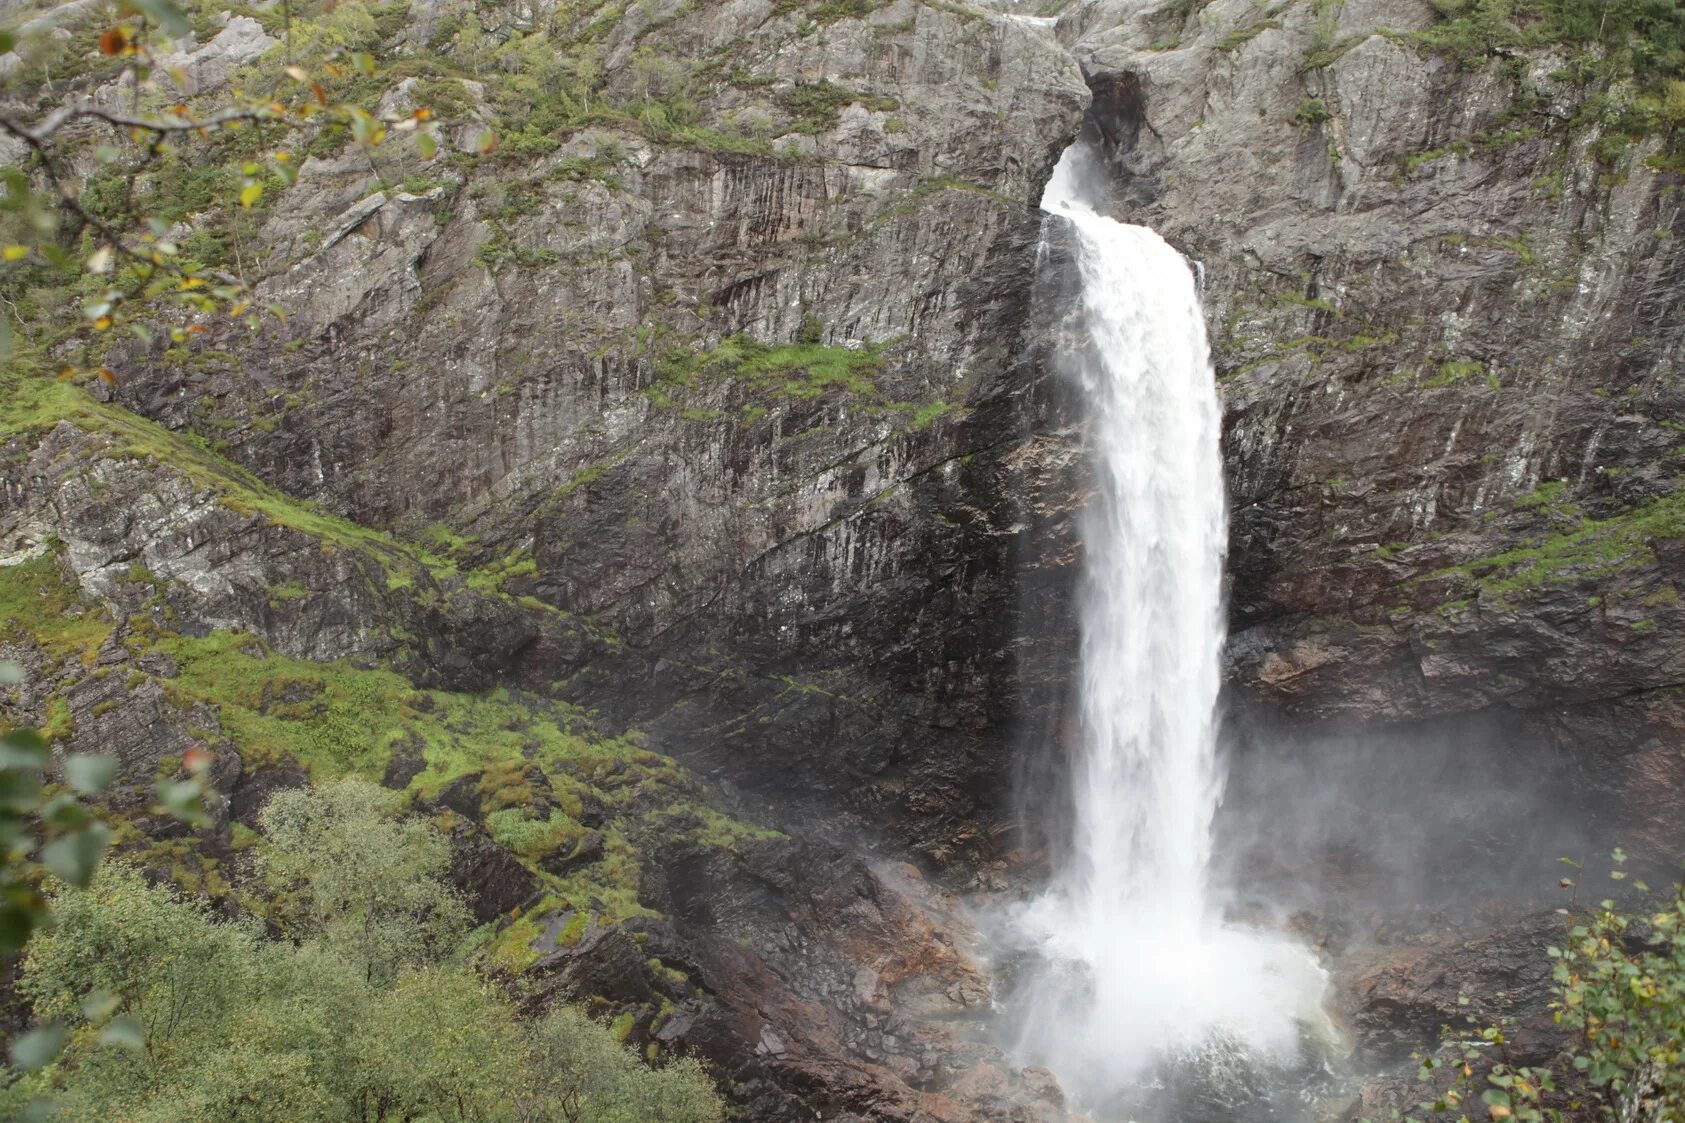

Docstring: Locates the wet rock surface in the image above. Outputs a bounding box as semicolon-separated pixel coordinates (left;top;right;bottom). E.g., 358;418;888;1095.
1058;0;1685;854
4;0;1683;1117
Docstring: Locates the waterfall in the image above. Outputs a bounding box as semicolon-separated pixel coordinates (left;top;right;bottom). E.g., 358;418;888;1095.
1006;144;1332;1118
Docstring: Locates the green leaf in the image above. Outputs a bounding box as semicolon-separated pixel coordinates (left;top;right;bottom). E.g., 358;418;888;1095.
0;30;16;54
9;1022;67;1069
125;0;190;37
0;899;38;956
63;754;117;795
154;778;204;823
40;824;110;887
239;181;264;208
416;132;437;160
81;990;121;1022
0;767;44;810
0;726;48;765
99;1014;145;1050
39;794;92;829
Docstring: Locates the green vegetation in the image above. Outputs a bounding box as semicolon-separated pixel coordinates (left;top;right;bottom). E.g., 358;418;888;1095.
0;553;113;664
647;333;888;407
1426;358;1487;386
1411;0;1685;158
1215;15;1282;51
256;780;471;986
0;682;120;964
0;552;775;944
1398;854;1685;1122
1294;97;1333;125
1416;0;1685;81
4;822;726;1121
779;80;899;133
1423;487;1685;600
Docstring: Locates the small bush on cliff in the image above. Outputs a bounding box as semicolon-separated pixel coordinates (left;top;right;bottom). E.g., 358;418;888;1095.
1419;0;1685;85
1396;854;1685;1122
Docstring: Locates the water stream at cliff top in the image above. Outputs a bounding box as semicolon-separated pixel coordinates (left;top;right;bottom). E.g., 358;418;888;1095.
1002;143;1338;1121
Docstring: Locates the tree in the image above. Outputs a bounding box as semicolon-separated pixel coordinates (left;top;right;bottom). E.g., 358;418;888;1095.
255;777;471;986
0;655;208;1074
523;1005;729;1123
4;858;729;1122
1398;855;1685;1123
7;862;358;1120
0;0;447;375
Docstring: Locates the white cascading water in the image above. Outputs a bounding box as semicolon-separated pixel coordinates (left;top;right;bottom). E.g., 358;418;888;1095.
1009;146;1331;1115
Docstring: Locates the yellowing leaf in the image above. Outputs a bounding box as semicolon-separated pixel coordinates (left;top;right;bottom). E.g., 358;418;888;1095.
97;368;117;386
284;64;309;82
416;133;437;160
2;244;27;261
239;181;264;207
93;316;113;331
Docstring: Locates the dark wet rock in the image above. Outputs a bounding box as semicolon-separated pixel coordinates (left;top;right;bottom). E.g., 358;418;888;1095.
381;747;426;790
533;924;656;1008
432;771;485;821
227;761;308;828
538;828;604;876
447;825;539;924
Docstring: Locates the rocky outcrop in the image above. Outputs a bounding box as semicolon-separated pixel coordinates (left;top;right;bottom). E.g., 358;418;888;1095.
86;0;1096;866
7;0;1685;1116
0;415;601;689
1055;0;1685;856
534;834;1073;1123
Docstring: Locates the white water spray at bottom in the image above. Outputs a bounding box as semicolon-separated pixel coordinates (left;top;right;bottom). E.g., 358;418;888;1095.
1007;146;1332;1116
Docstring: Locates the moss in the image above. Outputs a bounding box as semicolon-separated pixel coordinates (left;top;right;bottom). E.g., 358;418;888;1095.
649;334;886;407
779;81;898;134
906;400;955;430
0;375;456;590
1513;480;1572;511
1215;16;1281;51
1426;359;1486;387
267;580;311;602
1423;488;1685;600
0;552;113;664
485;807;587;862
560;910;593;948
1293;98;1332;125
465;550;538;594
40;697;75;741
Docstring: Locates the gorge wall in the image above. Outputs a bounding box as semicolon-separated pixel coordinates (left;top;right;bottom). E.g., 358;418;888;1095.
3;0;1683;1116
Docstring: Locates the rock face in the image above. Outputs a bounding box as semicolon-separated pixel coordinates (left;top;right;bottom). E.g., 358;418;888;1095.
98;0;1095;866
7;0;1685;1117
1058;0;1685;862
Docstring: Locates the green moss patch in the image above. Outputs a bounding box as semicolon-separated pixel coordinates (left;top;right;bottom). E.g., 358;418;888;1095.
1423;488;1685;600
